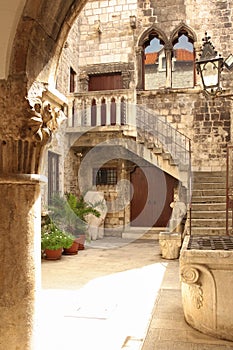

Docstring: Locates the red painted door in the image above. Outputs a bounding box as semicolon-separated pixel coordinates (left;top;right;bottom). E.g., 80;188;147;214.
130;166;177;227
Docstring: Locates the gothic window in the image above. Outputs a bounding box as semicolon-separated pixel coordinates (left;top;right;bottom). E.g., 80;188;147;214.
144;36;165;90
48;152;59;204
172;34;194;88
91;99;97;126
139;26;196;90
93;168;117;185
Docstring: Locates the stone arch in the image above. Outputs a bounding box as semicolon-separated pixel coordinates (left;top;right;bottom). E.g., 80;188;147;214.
170;23;197;46
136;26;168;90
137;25;169;48
9;0;88;88
170;23;197;88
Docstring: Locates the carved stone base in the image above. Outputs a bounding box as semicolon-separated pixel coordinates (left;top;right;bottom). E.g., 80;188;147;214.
159;232;182;259
180;235;233;341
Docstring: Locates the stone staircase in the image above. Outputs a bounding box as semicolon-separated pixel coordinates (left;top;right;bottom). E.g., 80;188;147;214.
190;171;227;235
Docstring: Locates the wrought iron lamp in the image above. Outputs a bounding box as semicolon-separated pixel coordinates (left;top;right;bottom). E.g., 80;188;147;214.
196;33;224;96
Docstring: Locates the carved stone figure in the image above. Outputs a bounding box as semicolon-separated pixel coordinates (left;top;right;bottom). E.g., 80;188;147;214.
84;191;107;240
168;194;187;233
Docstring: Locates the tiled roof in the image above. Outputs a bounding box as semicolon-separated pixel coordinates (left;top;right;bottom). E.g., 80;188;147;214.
145;49;194;65
145;52;158;65
175;49;194;61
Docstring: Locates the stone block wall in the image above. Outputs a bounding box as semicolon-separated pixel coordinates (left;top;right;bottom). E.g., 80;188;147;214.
77;0;137;67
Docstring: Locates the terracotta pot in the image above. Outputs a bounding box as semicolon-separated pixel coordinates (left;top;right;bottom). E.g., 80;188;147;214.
45;247;63;260
75;235;86;250
63;241;79;255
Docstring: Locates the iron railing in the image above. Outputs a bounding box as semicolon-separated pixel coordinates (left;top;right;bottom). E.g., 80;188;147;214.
226;145;233;235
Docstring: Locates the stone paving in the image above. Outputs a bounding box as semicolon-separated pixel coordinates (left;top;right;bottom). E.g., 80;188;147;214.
41;237;233;350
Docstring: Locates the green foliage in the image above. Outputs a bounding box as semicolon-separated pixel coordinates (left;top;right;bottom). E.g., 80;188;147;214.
41;221;74;250
48;192;100;237
66;193;100;221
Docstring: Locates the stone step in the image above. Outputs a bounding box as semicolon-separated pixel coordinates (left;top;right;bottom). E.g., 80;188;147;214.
191;195;225;203
193;182;226;190
193;171;225;179
190;227;227;235
122;227;165;240
191;211;227;219
192;189;226;197
191;203;226;211
191;218;226;227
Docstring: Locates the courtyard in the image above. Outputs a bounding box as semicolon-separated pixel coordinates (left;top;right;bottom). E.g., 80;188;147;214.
40;237;233;350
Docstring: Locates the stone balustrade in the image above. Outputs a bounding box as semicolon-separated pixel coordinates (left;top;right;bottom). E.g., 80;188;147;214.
67;89;136;128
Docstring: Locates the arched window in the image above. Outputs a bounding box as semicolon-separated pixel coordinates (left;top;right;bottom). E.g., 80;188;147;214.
137;25;196;91
110;98;116;125
144;36;165;90
91;99;97;126
101;98;106;126
172;33;194;88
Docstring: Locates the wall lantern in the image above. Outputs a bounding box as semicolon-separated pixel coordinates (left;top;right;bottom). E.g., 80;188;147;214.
130;15;137;29
196;33;224;95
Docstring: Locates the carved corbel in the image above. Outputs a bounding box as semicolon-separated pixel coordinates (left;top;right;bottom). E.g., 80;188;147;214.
180;265;203;309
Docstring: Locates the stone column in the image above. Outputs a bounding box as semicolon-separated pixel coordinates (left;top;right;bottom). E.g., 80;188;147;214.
0;175;44;350
0;81;67;349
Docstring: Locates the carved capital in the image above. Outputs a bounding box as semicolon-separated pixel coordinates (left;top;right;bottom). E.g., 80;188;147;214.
22;97;67;144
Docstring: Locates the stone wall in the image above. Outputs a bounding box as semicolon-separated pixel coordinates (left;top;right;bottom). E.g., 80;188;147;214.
53;0;233;230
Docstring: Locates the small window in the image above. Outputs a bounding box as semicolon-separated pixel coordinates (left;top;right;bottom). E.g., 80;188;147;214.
93;168;117;185
70;67;76;93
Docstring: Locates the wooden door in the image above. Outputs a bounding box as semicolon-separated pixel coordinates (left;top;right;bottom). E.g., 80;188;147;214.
130;166;177;227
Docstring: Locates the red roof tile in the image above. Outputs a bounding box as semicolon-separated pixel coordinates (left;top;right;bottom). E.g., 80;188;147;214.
145;49;194;65
175;49;194;61
145;52;158;65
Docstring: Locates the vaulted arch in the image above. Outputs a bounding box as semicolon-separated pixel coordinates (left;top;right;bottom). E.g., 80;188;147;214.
9;0;88;88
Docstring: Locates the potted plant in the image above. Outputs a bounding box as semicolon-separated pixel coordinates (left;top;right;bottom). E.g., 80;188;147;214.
49;193;100;250
41;221;74;260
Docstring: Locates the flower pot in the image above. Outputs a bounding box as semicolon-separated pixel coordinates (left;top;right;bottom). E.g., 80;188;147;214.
63;241;79;255
75;235;86;250
44;247;63;260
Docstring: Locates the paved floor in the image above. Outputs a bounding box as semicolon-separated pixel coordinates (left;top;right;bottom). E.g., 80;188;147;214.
40;237;233;350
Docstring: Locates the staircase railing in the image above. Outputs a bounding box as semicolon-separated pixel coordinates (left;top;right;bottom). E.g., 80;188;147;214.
135;105;190;166
135;105;192;235
226;145;233;235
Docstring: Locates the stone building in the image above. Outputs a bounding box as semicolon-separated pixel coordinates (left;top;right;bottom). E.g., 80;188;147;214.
43;0;233;237
1;0;233;349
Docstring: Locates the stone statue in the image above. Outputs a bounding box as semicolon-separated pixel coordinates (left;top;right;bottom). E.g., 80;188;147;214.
84;191;107;240
168;194;187;233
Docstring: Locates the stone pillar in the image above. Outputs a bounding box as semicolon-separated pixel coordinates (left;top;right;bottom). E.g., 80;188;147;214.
0;81;67;349
0;175;43;350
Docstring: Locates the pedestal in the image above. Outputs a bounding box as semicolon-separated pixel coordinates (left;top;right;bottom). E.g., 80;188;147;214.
159;231;182;259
